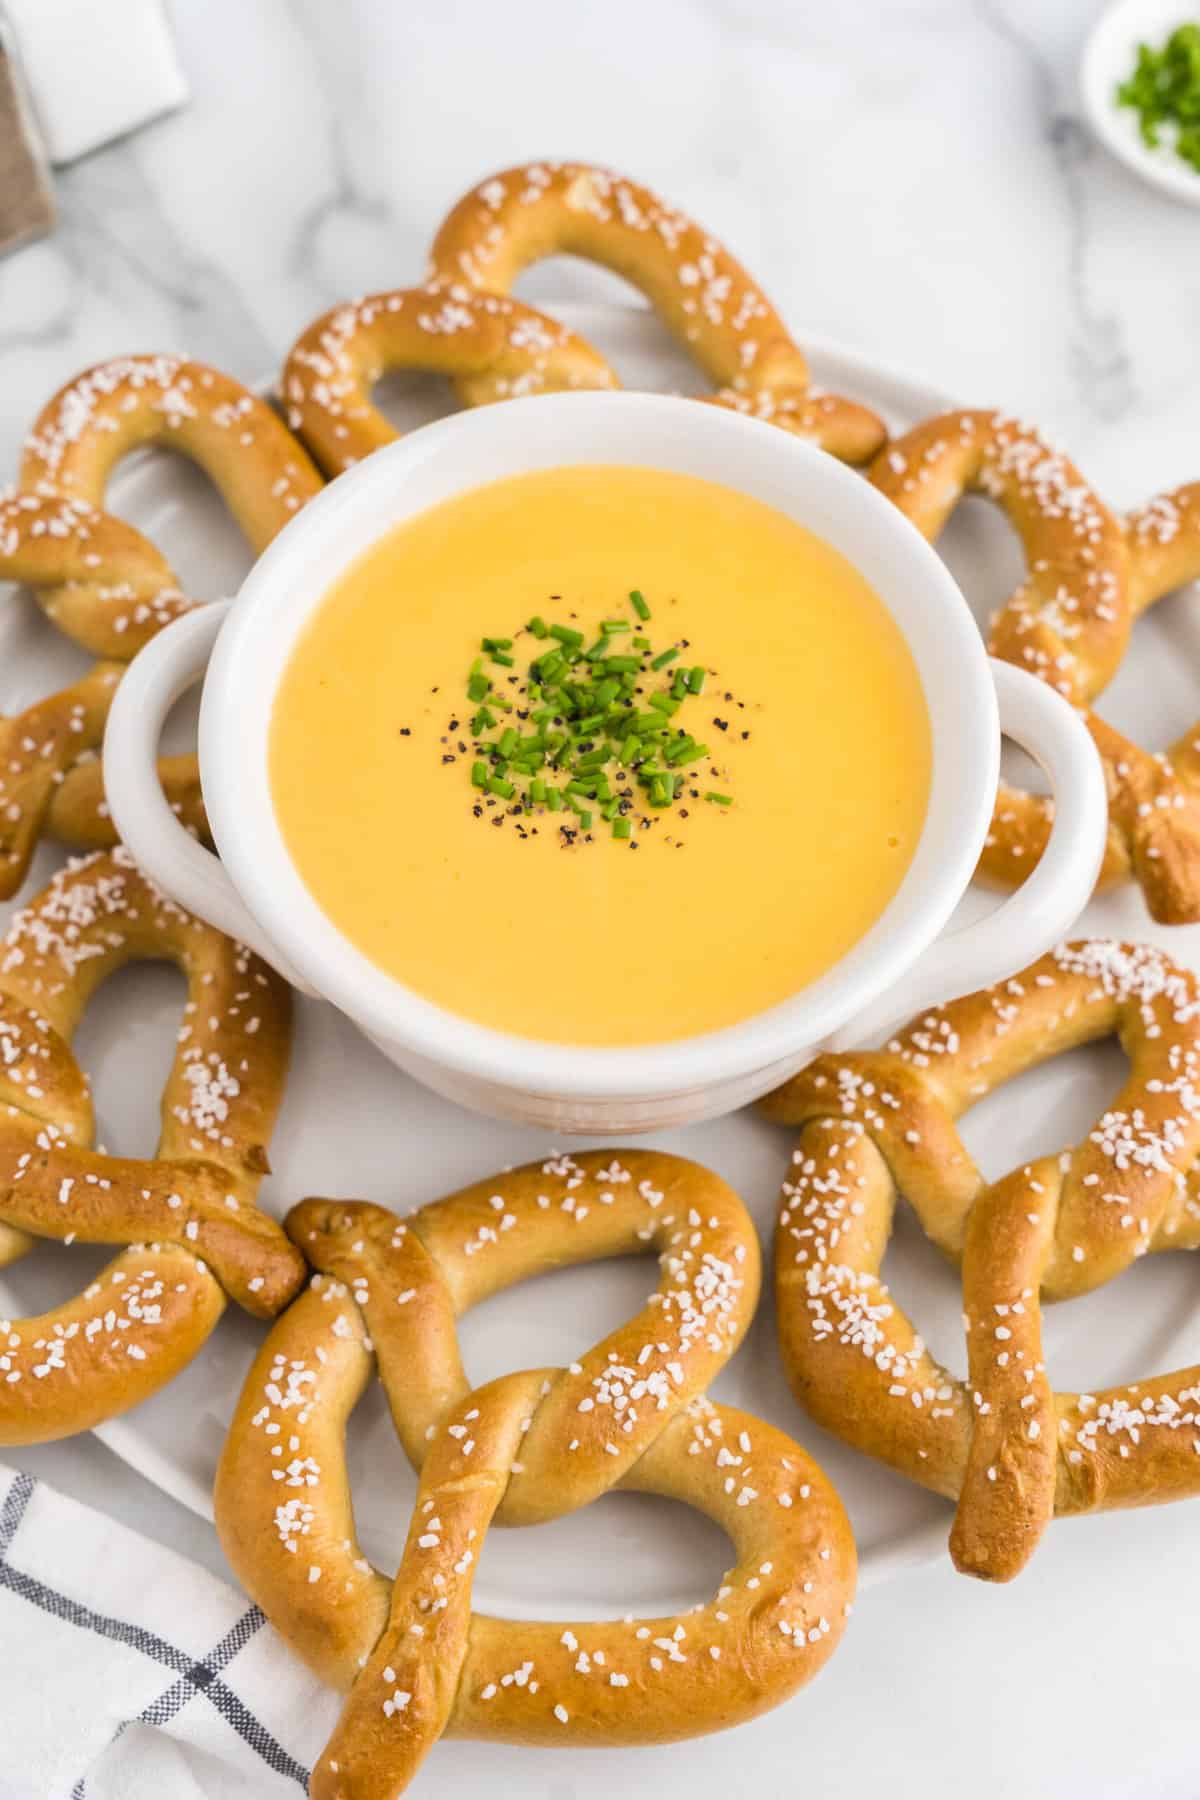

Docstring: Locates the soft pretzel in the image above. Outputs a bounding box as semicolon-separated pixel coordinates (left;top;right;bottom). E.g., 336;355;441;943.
0;355;323;898
41;749;208;852
871;412;1200;922
216;1152;855;1793
426;161;887;463
0;1244;225;1446
282;287;617;477
0;847;304;1442
760;938;1200;1582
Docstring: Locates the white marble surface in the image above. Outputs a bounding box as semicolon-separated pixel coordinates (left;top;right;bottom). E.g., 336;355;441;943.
5;0;1200;1795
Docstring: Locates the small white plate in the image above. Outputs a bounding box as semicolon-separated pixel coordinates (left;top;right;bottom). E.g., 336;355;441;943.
1;304;1199;1619
1081;0;1200;204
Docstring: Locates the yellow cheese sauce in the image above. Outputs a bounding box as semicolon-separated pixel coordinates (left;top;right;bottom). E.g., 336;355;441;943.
270;465;931;1045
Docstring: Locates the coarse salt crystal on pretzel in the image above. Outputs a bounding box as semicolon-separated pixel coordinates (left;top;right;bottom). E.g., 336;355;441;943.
0;355;323;899
426;160;887;464
871;410;1200;923
0;847;303;1443
760;937;1200;1582
216;1151;855;1794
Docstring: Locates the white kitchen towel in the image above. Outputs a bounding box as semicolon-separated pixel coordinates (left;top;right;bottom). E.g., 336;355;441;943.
0;1462;340;1798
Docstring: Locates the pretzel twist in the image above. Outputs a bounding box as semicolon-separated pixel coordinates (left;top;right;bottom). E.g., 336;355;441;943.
0;848;303;1442
760;938;1200;1582
426;161;887;463
282;287;618;477
870;412;1200;922
216;1152;855;1794
0;356;323;897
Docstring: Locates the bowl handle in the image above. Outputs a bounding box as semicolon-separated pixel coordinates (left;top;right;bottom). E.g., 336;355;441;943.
832;658;1107;1049
103;604;318;995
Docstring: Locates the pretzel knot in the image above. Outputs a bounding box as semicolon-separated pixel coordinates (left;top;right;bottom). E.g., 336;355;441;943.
216;1151;855;1796
760;938;1200;1583
0;354;324;897
870;410;1200;922
282;285;618;477
425;161;887;464
0;848;304;1442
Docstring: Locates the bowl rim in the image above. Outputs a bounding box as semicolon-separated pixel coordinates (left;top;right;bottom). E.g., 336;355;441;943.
200;389;997;1099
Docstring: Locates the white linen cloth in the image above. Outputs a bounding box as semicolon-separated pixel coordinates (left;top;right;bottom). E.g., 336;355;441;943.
0;1462;338;1797
3;0;187;164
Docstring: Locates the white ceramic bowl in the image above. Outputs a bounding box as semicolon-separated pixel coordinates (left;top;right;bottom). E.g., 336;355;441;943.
104;391;1106;1132
1081;0;1200;205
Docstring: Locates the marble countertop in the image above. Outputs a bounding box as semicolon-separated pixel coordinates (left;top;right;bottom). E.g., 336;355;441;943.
5;1;1200;1795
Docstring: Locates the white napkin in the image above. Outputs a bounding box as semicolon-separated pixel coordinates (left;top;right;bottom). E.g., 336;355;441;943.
3;0;187;165
0;1462;339;1798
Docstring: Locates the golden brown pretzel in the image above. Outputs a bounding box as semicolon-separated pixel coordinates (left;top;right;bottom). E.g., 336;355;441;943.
216;1153;855;1794
0;847;304;1442
427;161;886;463
0;355;323;898
870;412;1200;922
760;938;1200;1582
282;286;617;476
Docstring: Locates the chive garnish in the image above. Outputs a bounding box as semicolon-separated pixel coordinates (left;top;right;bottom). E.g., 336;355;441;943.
459;588;735;840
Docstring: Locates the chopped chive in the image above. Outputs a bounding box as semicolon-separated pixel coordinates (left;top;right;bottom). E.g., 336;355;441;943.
464;599;735;839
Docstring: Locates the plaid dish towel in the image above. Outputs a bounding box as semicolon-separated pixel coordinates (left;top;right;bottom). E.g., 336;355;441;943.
0;1463;339;1798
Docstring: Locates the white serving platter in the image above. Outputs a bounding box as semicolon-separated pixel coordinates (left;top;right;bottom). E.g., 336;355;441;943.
2;301;1199;1631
